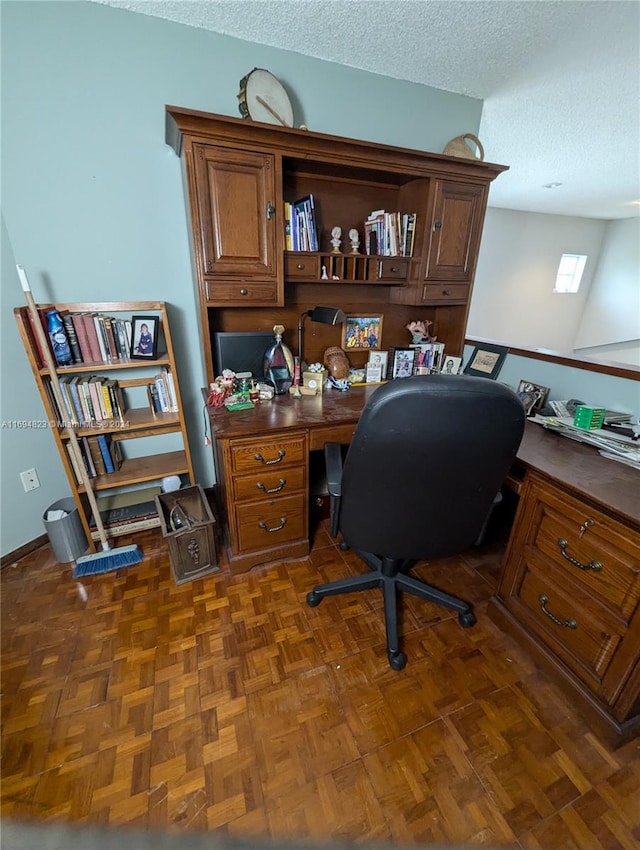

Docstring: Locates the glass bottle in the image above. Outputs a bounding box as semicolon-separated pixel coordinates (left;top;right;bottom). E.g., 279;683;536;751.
46;309;73;366
263;324;294;395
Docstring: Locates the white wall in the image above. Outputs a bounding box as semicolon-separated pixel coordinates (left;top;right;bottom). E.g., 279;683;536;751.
574;217;640;363
467;208;606;351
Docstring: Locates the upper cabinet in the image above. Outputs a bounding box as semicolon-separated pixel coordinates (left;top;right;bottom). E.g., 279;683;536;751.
166;106;507;383
425;180;486;282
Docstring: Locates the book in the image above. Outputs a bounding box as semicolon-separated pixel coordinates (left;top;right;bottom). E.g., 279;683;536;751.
80;313;102;362
104;317;120;360
80;436;97;477
62;313;83;364
109;437;123;471
86;436;107;475
97;434;115;473
71;313;91;363
93;315;109;361
26;307;52;368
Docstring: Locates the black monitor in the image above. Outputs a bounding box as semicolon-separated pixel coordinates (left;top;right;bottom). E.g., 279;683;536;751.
213;331;274;380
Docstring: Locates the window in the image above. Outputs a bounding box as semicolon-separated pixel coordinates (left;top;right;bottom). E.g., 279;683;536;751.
554;253;587;293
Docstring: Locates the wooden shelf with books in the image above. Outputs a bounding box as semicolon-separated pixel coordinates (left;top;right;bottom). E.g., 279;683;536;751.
14;301;195;553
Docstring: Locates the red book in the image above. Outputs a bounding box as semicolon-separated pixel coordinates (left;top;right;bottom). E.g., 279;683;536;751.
80;313;102;362
71;313;92;363
27;308;53;368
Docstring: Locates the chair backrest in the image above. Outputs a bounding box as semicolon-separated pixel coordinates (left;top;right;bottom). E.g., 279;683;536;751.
338;375;525;560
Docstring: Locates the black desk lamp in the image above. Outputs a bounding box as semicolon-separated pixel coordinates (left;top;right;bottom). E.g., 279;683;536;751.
298;306;347;368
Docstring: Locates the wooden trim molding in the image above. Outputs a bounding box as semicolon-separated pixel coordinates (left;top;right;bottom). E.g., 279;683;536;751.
1;534;48;569
465;336;640;382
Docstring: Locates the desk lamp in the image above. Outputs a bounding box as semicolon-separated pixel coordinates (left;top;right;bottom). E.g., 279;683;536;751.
298;306;347;368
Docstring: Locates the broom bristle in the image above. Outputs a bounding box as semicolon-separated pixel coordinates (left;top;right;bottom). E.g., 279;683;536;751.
73;544;143;577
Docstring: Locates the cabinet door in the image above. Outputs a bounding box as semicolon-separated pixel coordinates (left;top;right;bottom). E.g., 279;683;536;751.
425;180;486;282
193;144;278;279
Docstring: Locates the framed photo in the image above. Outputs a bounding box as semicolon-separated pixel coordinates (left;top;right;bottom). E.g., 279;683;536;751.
341;315;383;351
463;343;508;380
130;315;158;359
516;380;549;416
391;348;416;379
367;349;388;376
441;355;463;375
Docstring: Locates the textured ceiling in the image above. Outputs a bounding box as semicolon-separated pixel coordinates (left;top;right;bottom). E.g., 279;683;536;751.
95;0;640;219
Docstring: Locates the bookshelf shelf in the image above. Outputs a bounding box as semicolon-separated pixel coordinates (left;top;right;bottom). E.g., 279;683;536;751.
14;301;195;552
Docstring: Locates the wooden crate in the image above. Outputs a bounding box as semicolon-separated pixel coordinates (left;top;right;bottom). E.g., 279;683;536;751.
155;485;218;584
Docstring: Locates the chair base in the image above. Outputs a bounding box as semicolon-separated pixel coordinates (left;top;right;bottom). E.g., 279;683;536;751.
306;551;476;669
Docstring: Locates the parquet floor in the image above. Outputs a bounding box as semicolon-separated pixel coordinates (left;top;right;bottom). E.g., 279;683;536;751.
2;518;639;849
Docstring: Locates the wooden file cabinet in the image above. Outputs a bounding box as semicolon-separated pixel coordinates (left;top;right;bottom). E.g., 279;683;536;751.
489;425;640;747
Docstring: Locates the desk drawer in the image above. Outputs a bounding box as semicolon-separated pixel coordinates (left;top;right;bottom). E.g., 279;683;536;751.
236;494;306;552
309;423;357;451
233;466;306;502
527;479;640;620
515;559;622;688
421;283;469;304
285;253;320;279
230;433;307;474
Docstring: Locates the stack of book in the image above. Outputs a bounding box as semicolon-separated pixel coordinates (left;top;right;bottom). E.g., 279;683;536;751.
67;434;123;482
364;210;416;257
284;194;319;252
27;309;136;368
45;375;126;427
89;486;161;540
147;368;178;413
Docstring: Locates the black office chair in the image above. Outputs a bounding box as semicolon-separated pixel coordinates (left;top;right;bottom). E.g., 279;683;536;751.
306;375;525;670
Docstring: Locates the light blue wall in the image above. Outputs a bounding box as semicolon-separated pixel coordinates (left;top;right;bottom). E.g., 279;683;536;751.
1;0;482;555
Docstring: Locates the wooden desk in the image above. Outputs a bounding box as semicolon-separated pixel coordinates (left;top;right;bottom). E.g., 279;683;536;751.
208;386;380;573
489;423;640;748
208;393;640;745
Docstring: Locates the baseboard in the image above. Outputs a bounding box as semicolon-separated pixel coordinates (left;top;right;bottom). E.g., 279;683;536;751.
1;533;48;569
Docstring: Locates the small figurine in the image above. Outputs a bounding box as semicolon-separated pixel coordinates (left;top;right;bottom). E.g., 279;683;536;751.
349;228;360;254
330;226;342;254
406;320;434;344
321;264;328;280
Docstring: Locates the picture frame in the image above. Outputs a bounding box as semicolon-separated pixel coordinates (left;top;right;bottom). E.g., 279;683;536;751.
516;380;549;416
440;355;463;375
463;343;508;380
130;315;159;359
367;349;388;376
391;348;416;379
341;315;383;350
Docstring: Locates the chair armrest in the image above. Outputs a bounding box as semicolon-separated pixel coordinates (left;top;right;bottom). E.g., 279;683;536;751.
324;442;343;497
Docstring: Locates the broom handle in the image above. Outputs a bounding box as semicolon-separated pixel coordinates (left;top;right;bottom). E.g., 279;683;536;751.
16;265;111;551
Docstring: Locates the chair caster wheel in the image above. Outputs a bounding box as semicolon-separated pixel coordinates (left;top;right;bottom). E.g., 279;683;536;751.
458;611;477;628
339;540;350;551
388;651;407;671
306;590;322;607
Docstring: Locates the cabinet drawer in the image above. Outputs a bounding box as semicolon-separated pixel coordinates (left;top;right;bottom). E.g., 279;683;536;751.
230;433;307;474
205;280;279;304
528;481;640;620
285;254;320;279
517;562;622;687
376;258;409;281
236;494;306;552
308;423;357;451
421;283;470;303
233;466;306;501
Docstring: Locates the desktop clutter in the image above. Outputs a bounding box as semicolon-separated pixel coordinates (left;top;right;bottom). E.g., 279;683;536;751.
206;319;466;412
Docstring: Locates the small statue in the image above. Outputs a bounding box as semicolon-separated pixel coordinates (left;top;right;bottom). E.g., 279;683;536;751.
321;264;328;280
349;228;360;254
323;345;350;379
330;226;342;254
406;320;435;344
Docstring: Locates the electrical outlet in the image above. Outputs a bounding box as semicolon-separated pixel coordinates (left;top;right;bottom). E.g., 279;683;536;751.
20;468;40;492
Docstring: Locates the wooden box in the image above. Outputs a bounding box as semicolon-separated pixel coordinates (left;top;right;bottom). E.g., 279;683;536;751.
155;485;218;584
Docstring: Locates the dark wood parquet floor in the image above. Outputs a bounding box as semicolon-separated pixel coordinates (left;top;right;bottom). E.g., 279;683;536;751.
2;517;639;849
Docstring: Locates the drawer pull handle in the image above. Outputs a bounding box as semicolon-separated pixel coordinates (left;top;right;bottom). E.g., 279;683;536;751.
390;266;399;273
258;517;287;533
443;289;451;296
256;478;286;494
538;594;577;629
254;449;285;465
297;263;305;270
558;538;602;572
266;201;275;219
433;220;442;231
579;518;594;538
240;288;248;296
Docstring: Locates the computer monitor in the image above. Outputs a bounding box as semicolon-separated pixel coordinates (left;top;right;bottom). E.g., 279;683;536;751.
213;331;274;380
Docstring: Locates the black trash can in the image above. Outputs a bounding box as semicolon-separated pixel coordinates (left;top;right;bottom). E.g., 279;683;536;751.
42;497;88;563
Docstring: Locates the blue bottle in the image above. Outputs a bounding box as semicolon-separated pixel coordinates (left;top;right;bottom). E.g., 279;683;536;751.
46;309;73;366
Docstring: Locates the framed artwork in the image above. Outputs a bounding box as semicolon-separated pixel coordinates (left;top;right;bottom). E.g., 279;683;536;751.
517;380;549;415
367;349;388;376
391;348;416;378
341;315;383;350
130;315;159;359
463;343;508;380
441;355;463;375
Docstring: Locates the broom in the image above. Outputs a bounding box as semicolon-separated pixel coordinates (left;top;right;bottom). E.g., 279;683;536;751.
17;265;143;576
